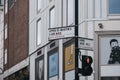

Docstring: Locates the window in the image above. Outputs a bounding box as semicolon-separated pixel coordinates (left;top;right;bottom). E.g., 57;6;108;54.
5;24;7;39
48;51;59;79
0;0;3;5
8;0;14;8
37;19;42;45
67;0;74;25
109;0;120;14
0;0;1;5
5;0;8;14
49;7;55;28
4;49;7;64
35;55;44;80
37;0;41;12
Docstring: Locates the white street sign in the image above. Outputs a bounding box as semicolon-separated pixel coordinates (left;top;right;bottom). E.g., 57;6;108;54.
48;27;75;40
78;38;94;51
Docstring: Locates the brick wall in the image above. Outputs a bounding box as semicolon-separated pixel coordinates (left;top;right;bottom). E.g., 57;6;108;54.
4;0;29;70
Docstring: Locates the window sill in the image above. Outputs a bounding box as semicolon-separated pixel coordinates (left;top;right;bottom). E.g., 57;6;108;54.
108;14;120;20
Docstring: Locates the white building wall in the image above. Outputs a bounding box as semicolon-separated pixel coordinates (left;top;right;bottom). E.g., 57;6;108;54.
29;53;36;80
29;0;58;55
29;0;95;80
29;0;63;80
29;0;63;53
29;0;120;80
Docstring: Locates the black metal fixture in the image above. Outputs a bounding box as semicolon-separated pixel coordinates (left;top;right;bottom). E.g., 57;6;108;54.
98;23;103;29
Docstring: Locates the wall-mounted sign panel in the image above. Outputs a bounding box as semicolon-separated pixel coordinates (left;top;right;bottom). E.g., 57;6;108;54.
78;38;94;51
65;44;75;72
99;35;120;65
48;27;75;40
49;52;58;77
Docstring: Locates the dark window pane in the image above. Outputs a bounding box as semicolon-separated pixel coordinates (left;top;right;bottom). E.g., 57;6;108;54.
0;0;1;5
0;0;3;5
109;0;120;14
101;77;120;80
8;0;14;8
49;7;55;28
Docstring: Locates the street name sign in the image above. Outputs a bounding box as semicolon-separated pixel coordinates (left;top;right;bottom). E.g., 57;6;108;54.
78;38;94;51
48;26;75;40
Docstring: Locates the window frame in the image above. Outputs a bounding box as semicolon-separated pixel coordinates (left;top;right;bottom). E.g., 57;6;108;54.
36;18;42;46
37;0;42;13
47;48;59;80
5;0;8;14
108;0;120;15
67;0;74;26
8;0;15;9
4;24;7;40
35;55;44;80
4;49;7;65
49;6;55;28
107;0;120;19
0;0;3;5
